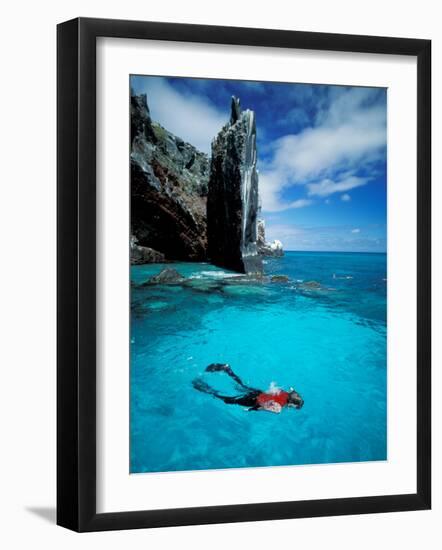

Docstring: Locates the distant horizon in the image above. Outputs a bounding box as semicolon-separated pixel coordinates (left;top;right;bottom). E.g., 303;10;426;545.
282;249;386;254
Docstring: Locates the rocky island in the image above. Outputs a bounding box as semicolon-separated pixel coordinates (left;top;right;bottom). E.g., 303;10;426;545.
257;219;284;257
130;92;283;273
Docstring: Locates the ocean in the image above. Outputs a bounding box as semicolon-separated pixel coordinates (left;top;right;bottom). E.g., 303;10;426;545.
130;251;387;473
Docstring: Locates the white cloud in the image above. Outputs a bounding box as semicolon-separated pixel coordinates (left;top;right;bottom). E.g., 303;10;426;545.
260;87;386;212
136;80;385;215
265;223;306;246
265;222;384;252
307;175;369;197
271;123;384;179
341;194;352;202
290;199;313;209
259;173;313;212
138;78;226;153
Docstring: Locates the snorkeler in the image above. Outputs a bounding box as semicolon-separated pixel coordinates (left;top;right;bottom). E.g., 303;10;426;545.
192;364;304;414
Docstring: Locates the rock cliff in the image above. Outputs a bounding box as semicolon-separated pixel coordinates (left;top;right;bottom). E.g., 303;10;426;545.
207;97;263;274
130;93;209;263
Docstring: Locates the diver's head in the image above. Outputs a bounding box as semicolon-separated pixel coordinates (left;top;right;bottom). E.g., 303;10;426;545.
287;388;304;409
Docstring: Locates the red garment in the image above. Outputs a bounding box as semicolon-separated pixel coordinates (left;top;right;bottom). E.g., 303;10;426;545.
257;390;289;408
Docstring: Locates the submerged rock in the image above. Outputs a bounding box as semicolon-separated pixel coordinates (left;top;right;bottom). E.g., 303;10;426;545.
147;268;185;285
147;301;170;310
257;219;284;257
271;275;289;283
226;273;267;284
183;278;224;293
222;284;268;297
131;93;209;263
296;280;333;293
302;280;322;289
207;97;262;275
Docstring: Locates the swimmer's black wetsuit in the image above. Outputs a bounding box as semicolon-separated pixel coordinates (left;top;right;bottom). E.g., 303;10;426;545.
192;364;262;409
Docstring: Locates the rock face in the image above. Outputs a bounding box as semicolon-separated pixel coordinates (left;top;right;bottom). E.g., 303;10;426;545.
131;93;209;262
130;235;165;264
257;219;284;257
207;97;262;274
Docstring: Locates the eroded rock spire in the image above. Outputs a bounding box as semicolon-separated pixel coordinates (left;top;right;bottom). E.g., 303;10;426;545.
230;96;241;124
207;97;262;274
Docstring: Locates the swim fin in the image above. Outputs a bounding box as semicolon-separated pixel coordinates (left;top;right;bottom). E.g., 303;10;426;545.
192;378;218;395
205;363;247;387
205;363;231;373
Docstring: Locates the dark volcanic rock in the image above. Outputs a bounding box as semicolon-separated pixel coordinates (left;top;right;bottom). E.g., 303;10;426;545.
131;94;157;144
207;97;263;275
131;244;166;265
257;219;284;257
147;268;185;284
131;93;209;262
130;235;166;264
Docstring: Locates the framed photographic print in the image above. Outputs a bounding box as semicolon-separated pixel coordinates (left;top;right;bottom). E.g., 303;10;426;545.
57;17;431;531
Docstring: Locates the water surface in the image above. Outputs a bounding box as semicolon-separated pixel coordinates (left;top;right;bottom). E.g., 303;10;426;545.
130;251;387;473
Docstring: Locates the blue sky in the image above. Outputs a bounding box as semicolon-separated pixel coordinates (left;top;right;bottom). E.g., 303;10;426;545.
131;75;387;253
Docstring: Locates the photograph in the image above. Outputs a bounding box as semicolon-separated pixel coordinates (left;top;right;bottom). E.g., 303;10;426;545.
129;75;387;474
0;0;434;541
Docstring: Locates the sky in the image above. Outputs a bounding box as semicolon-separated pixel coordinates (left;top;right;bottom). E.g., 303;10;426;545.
131;75;387;253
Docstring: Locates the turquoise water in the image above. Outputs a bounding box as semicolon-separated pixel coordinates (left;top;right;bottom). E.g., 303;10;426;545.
130;251;387;473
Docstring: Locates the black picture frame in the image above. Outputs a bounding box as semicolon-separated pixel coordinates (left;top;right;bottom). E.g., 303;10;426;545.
57;17;431;532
